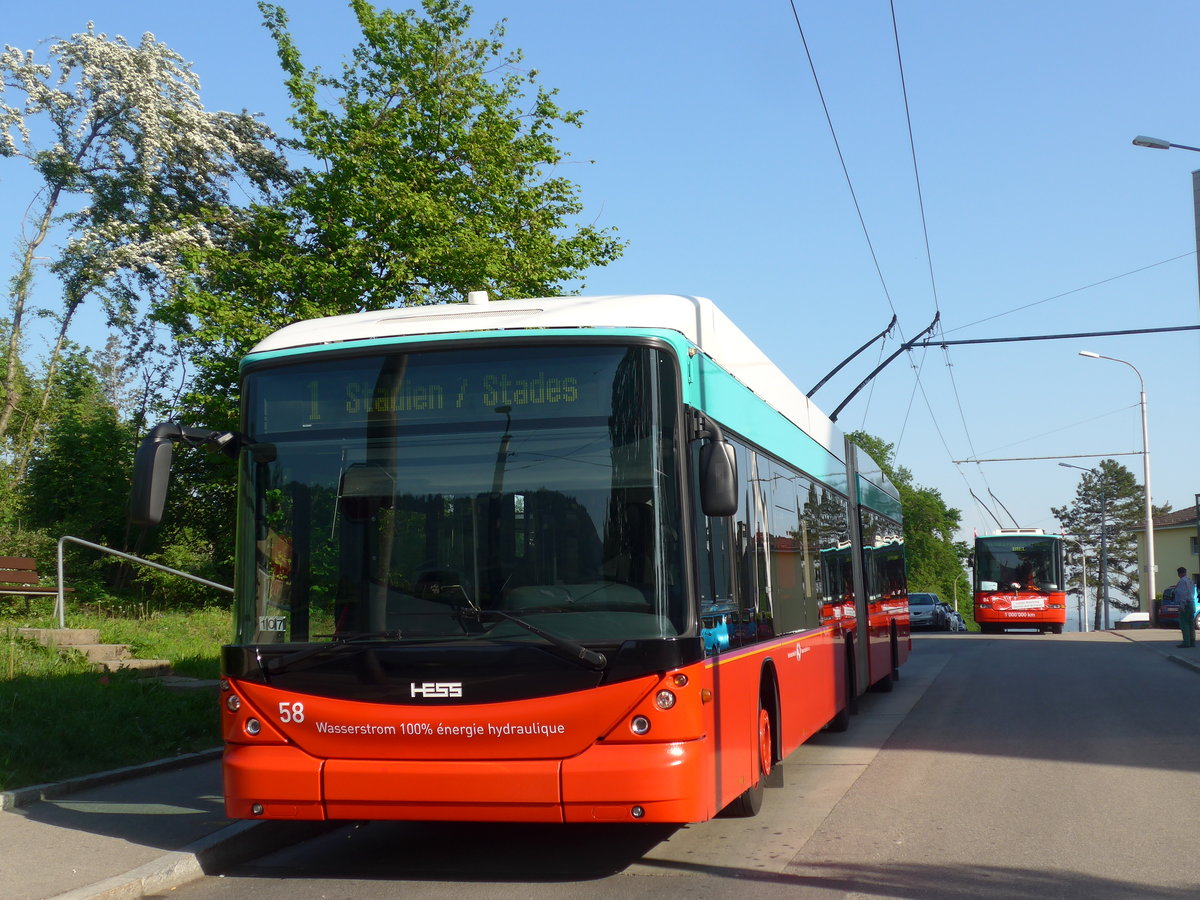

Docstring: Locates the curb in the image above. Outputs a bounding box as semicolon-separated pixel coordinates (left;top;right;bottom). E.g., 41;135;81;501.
3;749;341;899
1111;630;1200;674
1;747;224;812
49;819;341;900
1166;653;1200;674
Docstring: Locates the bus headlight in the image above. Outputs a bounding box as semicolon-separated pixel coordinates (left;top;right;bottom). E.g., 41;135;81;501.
630;716;651;735
655;690;677;710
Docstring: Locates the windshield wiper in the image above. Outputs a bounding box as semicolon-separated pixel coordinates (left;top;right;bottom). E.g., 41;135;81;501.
262;630;402;678
470;609;607;671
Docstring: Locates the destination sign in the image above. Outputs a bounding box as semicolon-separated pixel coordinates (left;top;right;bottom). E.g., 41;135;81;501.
249;346;638;435
341;371;580;416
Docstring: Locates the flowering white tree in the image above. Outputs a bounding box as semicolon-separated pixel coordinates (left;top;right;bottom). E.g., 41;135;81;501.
0;24;289;477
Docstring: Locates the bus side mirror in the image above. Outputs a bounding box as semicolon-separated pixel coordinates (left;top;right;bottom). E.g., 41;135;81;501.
129;423;250;527
130;426;176;527
700;440;738;517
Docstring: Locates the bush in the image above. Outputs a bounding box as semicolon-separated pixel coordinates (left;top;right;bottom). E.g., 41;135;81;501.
131;526;232;608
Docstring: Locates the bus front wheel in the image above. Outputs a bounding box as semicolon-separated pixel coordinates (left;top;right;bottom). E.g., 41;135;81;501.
720;700;772;818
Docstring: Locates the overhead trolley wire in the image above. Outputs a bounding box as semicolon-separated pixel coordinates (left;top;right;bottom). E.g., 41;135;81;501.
787;0;900;323
890;0;940;319
786;2;1014;528
887;0;1004;526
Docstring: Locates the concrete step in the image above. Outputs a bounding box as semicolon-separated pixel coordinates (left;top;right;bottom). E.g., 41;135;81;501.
73;643;132;663
18;627;174;678
158;675;221;692
17;627;100;646
96;657;174;677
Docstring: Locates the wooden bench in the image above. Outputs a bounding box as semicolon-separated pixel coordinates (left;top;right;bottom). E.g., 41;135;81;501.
0;557;73;612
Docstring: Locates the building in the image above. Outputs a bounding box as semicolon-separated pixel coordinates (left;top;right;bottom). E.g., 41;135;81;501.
1131;503;1199;605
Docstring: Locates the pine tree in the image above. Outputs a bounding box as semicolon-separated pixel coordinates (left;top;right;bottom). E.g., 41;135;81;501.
1051;458;1168;628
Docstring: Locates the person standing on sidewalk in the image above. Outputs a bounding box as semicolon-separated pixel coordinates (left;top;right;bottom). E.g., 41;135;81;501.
1175;566;1196;648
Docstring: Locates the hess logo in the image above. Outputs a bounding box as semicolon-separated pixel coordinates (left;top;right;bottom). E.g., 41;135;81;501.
411;682;463;698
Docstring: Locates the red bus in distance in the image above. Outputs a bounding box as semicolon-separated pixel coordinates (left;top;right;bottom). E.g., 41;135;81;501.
973;529;1067;634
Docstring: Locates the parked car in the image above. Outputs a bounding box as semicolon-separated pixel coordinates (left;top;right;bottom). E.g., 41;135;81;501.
1157;586;1200;630
909;592;949;630
1115;611;1150;630
938;602;958;631
949;610;967;632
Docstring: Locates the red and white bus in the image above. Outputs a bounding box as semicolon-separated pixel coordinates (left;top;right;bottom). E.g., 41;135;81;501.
132;293;908;823
972;529;1067;634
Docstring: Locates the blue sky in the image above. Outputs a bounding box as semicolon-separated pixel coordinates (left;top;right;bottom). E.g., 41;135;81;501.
5;2;1200;607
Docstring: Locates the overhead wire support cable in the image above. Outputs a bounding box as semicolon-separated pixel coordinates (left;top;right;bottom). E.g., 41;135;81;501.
808;314;896;398
953;452;1142;464
830;312;940;422
913;323;1200;347
944;251;1195;334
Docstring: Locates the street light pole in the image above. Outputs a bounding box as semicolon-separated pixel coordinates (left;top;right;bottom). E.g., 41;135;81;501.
1060;534;1089;633
1060;462;1109;630
1078;352;1156;625
1132;135;1200;310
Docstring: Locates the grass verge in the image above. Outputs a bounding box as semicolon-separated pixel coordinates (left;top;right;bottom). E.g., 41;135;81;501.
1;602;231;791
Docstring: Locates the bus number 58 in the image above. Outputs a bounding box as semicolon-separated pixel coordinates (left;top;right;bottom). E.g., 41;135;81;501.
279;702;305;723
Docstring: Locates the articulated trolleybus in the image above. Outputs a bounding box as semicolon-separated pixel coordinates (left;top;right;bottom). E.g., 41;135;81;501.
973;529;1067;634
132;293;909;824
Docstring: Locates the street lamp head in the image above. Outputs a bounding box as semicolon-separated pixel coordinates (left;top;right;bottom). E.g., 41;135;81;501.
1132;135;1172;150
1078;350;1101;358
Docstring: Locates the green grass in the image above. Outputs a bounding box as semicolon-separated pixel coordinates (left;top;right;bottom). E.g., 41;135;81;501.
0;600;231;791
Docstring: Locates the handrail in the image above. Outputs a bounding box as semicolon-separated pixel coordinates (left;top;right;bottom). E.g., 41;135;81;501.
54;535;233;628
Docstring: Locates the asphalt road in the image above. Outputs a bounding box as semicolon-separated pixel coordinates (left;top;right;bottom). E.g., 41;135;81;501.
160;633;1200;899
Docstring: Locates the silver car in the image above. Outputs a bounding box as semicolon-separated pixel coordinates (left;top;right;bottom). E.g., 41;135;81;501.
909;592;942;630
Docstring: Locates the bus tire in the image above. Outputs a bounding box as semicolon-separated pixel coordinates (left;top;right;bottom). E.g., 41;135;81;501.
720;694;773;818
870;669;894;693
870;634;898;693
826;647;854;732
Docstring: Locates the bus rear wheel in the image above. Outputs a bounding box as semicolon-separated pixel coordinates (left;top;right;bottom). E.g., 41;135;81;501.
826;648;855;732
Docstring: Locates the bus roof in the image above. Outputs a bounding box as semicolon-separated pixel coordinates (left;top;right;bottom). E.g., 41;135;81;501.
977;529;1064;539
252;293;846;454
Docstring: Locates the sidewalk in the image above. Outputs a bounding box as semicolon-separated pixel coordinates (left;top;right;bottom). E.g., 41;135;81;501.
1110;623;1200;673
1;628;1197;900
0;750;333;900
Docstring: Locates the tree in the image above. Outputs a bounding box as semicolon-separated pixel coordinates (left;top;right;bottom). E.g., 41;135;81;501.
848;431;970;607
20;347;137;549
1052;458;1168;628
0;24;289;479
148;0;626;575
163;0;626;418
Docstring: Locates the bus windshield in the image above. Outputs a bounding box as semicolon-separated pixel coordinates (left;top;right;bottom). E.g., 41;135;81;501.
235;344;686;648
974;536;1062;593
